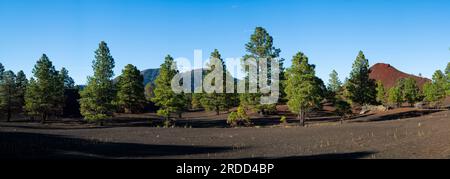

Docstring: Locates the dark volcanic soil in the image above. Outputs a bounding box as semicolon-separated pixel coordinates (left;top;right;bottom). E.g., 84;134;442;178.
1;110;449;159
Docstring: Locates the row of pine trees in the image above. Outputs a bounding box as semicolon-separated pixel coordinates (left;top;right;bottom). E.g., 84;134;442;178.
1;27;449;126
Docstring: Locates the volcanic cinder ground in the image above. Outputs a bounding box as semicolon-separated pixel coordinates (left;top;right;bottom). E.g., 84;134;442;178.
1;108;449;159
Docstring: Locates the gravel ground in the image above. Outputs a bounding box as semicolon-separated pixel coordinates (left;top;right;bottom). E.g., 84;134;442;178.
0;110;449;159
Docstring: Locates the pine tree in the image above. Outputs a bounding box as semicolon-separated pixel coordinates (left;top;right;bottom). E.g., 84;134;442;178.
200;49;229;115
432;70;447;99
388;87;402;108
0;63;4;80
57;67;76;117
0;71;19;122
375;80;386;105
15;70;28;112
328;70;342;93
59;67;75;89
285;52;323;126
446;62;450;95
151;55;187;121
346;51;376;106
334;99;352;123
116;64;146;113
401;78;420;106
24;54;64;122
422;70;447;108
79;41;116;123
24;78;40;120
240;27;282;114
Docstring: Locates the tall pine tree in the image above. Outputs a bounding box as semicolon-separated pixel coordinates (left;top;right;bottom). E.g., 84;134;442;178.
151;55;187;121
200;49;230;115
285;52;323;126
15;70;28;112
24;54;64;122
328;70;342;93
241;27;282;114
346;51;376;106
116;64;146;114
0;63;4;79
0;71;19;122
80;41;116;123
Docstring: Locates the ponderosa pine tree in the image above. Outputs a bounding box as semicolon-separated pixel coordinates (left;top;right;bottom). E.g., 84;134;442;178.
24;78;38;120
0;63;4;80
0;71;19;122
446;62;450;95
446;62;450;76
15;70;28;112
57;67;76;117
59;67;75;89
346;51;376;106
240;27;282;114
116;64;146;113
80;41;116;123
375;80;386;105
388;86;402;108
285;52;323;126
328;70;342;93
24;54;64;123
433;70;447;100
400;78;420;106
200;49;230;115
151;55;187;121
422;70;447;108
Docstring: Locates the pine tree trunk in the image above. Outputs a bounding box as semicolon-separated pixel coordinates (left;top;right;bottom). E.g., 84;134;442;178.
302;112;305;127
41;113;47;124
6;96;11;122
298;110;305;127
297;111;305;127
216;106;220;115
7;108;11;122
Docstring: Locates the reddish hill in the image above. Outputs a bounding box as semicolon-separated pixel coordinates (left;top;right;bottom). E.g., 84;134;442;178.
369;63;431;89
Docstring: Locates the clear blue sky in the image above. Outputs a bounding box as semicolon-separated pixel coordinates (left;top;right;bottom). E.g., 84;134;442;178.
1;0;449;85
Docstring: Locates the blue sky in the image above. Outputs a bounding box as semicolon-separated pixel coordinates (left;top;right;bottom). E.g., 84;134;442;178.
0;0;449;85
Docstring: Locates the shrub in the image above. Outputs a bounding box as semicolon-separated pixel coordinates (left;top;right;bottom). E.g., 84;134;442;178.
280;116;287;124
227;107;251;127
335;100;352;123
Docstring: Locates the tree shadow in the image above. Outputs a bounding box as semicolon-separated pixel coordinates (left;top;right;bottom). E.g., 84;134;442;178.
352;110;443;123
248;151;376;159
174;119;228;128
0;132;233;159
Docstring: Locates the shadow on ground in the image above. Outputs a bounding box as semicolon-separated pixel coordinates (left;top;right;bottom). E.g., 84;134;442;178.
0;131;233;159
248;151;376;159
353;110;443;123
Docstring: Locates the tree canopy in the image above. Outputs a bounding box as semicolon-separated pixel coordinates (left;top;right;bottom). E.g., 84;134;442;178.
151;55;187;121
24;54;64;122
285;52;323;126
116;64;146;113
346;51;376;105
79;41;116;123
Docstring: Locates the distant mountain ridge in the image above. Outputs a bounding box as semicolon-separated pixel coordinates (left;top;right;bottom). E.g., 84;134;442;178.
369;63;431;89
140;68;205;90
140;68;160;86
